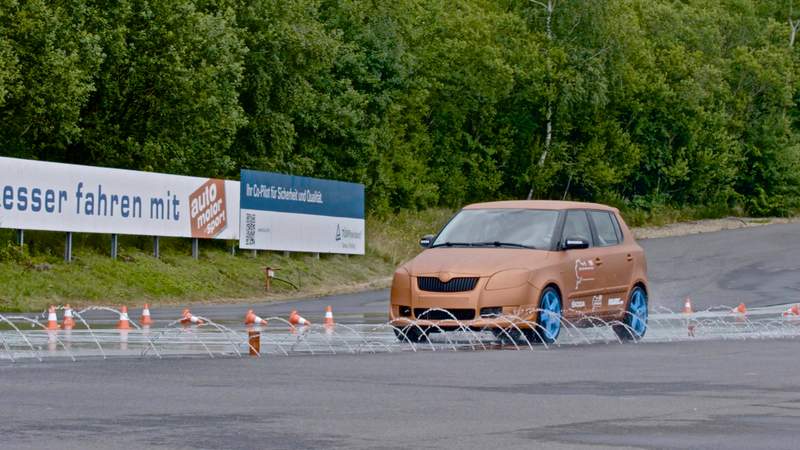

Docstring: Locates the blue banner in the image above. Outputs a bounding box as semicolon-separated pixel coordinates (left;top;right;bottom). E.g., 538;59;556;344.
240;169;364;219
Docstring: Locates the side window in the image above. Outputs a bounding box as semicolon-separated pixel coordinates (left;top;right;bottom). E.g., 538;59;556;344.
611;213;624;242
590;211;620;246
561;210;593;247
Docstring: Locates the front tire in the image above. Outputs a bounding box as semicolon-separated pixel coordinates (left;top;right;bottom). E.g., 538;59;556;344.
614;285;648;341
493;287;562;345
534;286;562;344
394;326;428;343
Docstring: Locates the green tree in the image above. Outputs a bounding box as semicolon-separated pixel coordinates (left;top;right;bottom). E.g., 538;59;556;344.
0;0;102;161
79;0;246;177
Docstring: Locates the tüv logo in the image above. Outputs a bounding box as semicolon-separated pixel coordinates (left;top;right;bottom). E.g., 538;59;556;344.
335;224;342;241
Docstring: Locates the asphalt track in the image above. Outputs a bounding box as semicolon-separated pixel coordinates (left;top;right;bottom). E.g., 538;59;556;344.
4;223;800;449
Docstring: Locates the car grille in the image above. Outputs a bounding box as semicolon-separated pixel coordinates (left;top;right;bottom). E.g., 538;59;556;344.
417;276;479;292
414;308;476;321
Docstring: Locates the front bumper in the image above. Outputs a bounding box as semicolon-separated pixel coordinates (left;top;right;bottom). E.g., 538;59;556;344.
389;316;537;331
390;274;540;326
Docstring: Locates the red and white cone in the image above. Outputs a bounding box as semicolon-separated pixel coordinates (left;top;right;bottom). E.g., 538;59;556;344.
140;304;154;326
244;309;268;326
117;305;131;330
782;304;800;317
289;310;311;327
323;306;335;327
46;305;59;330
682;298;693;315
180;308;205;326
62;304;76;329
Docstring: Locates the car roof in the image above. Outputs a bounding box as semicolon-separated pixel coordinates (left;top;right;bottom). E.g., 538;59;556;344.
462;200;619;213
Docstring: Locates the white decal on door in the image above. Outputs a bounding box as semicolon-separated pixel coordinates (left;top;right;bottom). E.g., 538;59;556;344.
570;300;586;309
574;258;596;290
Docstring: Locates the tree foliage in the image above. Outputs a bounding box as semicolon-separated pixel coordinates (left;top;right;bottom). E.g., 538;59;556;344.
1;0;798;215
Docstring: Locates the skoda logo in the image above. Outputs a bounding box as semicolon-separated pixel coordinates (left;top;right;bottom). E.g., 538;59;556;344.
335;224;342;241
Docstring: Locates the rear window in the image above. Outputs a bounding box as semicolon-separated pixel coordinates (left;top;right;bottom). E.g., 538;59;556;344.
590;211;620;246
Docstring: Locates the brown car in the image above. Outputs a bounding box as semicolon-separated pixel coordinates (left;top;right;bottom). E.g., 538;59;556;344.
389;200;649;344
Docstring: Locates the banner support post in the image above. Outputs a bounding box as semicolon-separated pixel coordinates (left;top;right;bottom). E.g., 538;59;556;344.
192;238;199;260
111;234;118;260
64;232;73;262
153;236;160;259
16;229;23;248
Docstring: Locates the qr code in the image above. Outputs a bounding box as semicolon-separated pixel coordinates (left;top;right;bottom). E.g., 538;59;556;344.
245;213;256;246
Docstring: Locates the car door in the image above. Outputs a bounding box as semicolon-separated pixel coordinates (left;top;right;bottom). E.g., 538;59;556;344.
588;210;629;313
559;209;607;315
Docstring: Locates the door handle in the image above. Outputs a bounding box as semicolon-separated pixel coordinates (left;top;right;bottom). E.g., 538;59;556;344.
626;254;634;262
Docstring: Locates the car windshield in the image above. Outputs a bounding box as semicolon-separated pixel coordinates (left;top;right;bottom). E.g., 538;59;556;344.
431;209;558;249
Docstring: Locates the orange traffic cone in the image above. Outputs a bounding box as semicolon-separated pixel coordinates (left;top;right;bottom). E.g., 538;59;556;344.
732;303;747;315
244;309;268;326
62;304;76;329
117;305;131;329
46;305;59;330
289;310;311;327
180;308;205;326
682;298;693;315
140;304;154;326
782;304;800;317
324;305;335;327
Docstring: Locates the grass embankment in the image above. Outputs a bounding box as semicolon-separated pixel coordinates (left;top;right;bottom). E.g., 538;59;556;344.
0;209;454;312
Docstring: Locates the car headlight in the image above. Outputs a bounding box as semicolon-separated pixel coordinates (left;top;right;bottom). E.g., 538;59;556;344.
485;269;531;291
391;267;412;303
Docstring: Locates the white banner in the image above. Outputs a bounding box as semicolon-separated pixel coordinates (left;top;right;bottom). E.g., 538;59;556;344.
239;169;365;254
241;210;365;254
0;157;239;239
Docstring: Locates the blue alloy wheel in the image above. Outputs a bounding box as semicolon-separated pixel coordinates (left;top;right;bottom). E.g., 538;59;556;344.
614;286;648;341
536;287;562;344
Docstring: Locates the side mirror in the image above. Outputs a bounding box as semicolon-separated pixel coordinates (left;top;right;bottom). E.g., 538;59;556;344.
419;234;435;248
562;237;590;250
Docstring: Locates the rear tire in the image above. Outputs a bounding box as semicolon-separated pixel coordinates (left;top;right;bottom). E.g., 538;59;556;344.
613;286;648;341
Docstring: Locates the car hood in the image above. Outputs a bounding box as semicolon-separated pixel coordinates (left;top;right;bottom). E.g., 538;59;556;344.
403;248;552;277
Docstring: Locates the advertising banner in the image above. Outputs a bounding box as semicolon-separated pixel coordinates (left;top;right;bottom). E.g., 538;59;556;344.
239;169;365;254
0;157;239;239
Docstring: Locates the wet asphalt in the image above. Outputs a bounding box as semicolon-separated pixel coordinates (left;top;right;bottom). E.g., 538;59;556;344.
3;222;800;449
2;338;798;450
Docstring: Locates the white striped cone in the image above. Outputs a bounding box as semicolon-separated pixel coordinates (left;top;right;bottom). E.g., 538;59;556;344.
46;306;59;330
62;305;76;329
117;306;131;329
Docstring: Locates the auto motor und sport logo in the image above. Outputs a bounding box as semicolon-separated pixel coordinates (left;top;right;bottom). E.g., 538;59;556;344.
190;179;227;238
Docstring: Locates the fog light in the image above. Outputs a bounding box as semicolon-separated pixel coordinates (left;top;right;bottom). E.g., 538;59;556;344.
399;306;411;317
480;307;502;317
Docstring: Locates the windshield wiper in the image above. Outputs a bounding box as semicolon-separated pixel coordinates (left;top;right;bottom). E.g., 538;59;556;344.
430;241;474;248
473;241;536;249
